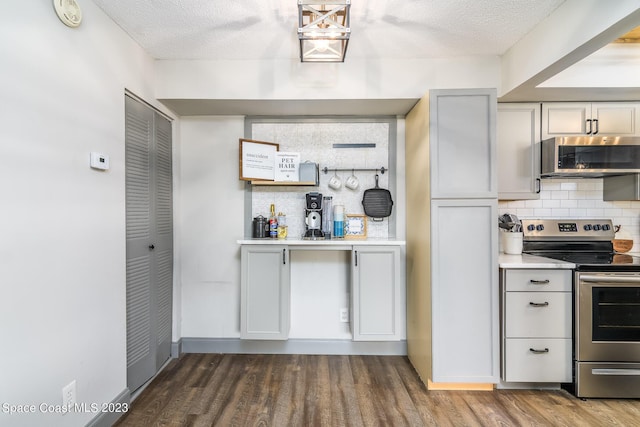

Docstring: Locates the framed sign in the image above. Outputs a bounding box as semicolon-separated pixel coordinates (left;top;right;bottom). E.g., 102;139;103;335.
274;152;300;182
239;139;279;181
345;214;367;239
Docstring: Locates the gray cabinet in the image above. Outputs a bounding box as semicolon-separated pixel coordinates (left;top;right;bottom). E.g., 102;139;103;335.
406;88;500;387
430;89;497;199
431;199;499;383
542;102;640;139
351;246;401;341
240;245;290;340
501;269;572;383
497;103;541;200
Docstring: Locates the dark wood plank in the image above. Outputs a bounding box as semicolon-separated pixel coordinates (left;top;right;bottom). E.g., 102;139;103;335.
114;354;640;427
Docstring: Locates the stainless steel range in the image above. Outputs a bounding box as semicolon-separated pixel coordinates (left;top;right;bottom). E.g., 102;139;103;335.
522;219;640;398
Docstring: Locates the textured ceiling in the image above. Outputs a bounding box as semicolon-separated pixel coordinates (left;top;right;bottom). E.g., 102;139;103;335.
93;0;566;60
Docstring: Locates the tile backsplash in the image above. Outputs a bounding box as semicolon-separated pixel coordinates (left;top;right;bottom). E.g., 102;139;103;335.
499;179;640;252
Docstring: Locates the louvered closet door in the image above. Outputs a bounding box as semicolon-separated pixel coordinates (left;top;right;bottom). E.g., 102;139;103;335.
125;95;173;393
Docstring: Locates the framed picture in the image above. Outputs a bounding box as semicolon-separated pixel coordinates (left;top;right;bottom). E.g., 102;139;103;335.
345;214;367;239
239;139;279;181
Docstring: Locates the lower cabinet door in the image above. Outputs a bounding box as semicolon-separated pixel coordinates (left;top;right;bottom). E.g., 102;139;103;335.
431;199;500;383
504;338;572;382
352;246;401;341
240;245;290;340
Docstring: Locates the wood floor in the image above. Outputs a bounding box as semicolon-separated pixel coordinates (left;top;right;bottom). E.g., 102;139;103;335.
114;353;640;426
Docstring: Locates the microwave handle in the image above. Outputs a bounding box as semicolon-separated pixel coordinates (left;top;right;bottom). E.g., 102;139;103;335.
586;119;592;135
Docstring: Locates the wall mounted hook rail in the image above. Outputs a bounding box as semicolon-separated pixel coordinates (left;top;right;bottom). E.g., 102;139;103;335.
322;166;387;175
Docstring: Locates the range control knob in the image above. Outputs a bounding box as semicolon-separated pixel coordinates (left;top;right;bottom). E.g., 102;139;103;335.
536;224;544;231
527;224;535;231
584;224;592;231
593;224;601;231
602;224;611;231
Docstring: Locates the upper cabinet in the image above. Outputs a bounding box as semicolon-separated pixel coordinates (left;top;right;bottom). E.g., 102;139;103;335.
542;102;640;140
497;103;541;200
430;89;497;199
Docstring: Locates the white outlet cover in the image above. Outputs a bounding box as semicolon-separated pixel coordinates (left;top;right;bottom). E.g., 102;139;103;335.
62;380;76;407
90;152;110;170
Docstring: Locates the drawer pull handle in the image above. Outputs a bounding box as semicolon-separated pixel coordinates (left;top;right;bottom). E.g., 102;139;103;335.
529;302;549;307
529;279;550;284
529;348;549;354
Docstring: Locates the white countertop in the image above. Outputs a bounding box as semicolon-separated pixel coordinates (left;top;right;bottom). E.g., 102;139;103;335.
238;238;406;246
499;253;575;269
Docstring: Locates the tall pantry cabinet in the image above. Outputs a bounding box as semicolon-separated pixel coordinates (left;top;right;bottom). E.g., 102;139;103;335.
406;89;499;388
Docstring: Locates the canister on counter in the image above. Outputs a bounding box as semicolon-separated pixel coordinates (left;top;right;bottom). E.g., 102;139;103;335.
252;215;269;238
333;204;344;238
322;196;333;239
277;212;287;240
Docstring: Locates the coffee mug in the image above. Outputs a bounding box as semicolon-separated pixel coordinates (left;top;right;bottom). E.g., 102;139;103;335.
345;173;359;190
328;173;342;190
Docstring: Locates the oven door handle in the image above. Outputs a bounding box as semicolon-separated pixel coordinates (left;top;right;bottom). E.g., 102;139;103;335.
580;274;640;284
592;368;640;376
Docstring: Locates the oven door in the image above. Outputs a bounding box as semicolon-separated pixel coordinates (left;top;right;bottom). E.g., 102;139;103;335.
576;272;640;362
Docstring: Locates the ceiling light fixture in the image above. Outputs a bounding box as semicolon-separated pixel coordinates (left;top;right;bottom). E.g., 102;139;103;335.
298;1;351;63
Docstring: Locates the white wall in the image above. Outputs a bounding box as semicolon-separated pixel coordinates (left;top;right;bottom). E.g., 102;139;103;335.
0;3;174;426
155;56;501;102
178;117;246;337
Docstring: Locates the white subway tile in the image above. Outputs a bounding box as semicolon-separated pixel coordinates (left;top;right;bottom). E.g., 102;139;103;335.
542;199;560;208
560;199;578;208
560;182;578;191
540;180;561;191
515;208;534;217
569;208;588;217
525;199;543;208
551;208;570;216
551;191;569;200
586;208;605;217
533;208;552;216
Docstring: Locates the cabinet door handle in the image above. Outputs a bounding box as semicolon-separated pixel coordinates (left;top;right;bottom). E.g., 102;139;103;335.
535;178;541;194
529;348;549;354
148;244;155;250
529;279;550;284
529;301;549;307
592;119;599;135
586;119;592;134
354;250;358;267
283;248;286;265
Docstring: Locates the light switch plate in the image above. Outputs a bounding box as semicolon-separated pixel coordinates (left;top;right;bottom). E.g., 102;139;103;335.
90;152;109;170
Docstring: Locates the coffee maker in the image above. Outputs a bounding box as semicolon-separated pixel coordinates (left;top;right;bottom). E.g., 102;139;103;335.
304;192;324;239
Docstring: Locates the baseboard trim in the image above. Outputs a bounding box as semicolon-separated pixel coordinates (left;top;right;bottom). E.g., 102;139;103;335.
427;380;494;391
85;388;130;427
171;339;182;358
181;337;407;356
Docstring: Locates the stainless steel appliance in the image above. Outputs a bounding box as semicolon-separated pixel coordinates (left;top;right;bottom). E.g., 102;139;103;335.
304;192;324;239
522;218;640;398
541;136;640;177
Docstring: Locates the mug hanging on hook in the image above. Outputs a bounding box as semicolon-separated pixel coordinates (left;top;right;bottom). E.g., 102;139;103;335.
345;169;359;190
328;170;342;190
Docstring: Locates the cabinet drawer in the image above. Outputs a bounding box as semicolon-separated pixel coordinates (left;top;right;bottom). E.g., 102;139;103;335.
505;269;571;292
504;338;572;383
505;292;571;338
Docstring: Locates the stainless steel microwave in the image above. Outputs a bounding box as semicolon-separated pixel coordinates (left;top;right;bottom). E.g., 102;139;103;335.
541;136;640;177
